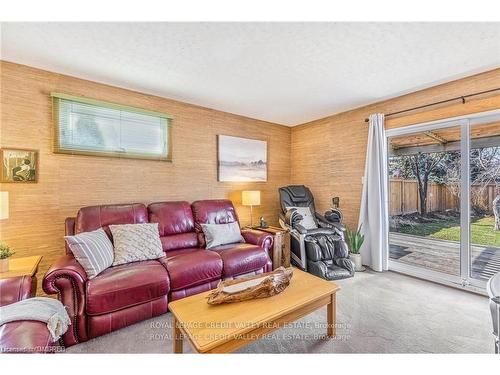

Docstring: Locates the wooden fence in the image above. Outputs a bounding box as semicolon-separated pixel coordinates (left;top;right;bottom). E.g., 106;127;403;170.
389;179;499;215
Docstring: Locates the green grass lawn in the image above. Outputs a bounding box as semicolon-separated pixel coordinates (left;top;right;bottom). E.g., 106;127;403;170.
394;216;500;247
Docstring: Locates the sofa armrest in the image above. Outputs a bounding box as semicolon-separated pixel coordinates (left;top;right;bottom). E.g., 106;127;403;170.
241;229;274;253
0;276;33;307
43;254;87;294
42;254;88;346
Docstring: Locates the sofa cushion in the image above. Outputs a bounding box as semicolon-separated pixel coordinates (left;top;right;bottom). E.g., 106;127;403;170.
209;243;270;277
148;201;195;236
192;199;239;225
162;247;199;259
160;249;223;291
75;203;148;238
159;232;199;252
191;199;240;247
86;260;169;315
109;223;164;266
148;201;198;251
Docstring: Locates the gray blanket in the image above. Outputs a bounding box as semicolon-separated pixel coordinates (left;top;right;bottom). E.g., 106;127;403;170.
0;297;71;342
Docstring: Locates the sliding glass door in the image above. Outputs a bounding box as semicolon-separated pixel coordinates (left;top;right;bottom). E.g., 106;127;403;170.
386;110;500;291
468;114;500;287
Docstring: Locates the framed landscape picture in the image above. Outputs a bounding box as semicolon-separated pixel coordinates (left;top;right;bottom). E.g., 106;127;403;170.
217;135;267;182
0;148;38;183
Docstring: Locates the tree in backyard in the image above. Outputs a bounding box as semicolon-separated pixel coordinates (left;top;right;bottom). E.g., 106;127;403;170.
470;147;500;184
388;156;414;179
438;147;500;214
389;151;460;216
409;153;445;215
469;147;500;227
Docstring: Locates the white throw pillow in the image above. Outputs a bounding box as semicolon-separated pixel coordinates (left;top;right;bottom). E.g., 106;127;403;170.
65;228;114;279
286;206;318;230
201;222;244;249
109;223;164;266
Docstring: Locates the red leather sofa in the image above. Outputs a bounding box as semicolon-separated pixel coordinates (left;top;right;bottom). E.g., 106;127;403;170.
0;276;60;353
43;199;273;347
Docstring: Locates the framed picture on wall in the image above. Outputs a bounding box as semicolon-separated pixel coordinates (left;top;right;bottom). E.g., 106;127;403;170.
217;135;267;182
0;148;38;183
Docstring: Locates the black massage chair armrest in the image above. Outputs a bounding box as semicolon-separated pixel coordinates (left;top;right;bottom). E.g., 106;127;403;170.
315;212;345;232
305;228;340;237
295;225;307;234
281;208;309;234
279;211;308;234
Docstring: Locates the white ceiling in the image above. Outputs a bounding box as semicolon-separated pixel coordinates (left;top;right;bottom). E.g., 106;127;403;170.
1;22;499;126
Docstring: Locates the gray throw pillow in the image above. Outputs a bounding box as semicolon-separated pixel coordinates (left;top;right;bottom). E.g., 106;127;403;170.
201;222;244;249
286;206;318;229
109;223;164;266
65;228;114;279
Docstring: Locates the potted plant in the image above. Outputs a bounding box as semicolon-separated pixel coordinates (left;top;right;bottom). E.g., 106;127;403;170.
0;243;15;272
346;225;364;271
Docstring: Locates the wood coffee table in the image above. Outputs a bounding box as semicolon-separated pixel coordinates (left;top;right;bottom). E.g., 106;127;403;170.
169;268;340;353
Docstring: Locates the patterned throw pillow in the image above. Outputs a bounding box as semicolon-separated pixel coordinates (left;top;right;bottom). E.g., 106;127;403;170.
286;206;318;230
110;223;164;266
65;228;114;279
200;221;244;249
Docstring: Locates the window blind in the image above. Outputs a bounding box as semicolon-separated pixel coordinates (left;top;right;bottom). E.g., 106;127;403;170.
52;94;171;161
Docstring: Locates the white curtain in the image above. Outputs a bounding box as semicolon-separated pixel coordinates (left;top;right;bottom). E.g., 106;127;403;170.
358;113;389;272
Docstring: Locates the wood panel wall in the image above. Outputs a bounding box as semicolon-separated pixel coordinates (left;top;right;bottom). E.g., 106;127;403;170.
0;61;291;295
291;68;500;230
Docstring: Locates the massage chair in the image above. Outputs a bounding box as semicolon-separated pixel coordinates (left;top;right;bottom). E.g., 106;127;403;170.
278;185;355;280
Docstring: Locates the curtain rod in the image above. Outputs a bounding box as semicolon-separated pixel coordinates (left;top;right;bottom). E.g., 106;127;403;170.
364;87;500;123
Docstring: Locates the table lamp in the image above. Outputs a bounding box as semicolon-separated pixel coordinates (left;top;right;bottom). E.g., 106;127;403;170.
242;190;260;228
0;192;8;220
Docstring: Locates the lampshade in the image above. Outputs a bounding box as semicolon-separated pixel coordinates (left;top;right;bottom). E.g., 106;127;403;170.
242;190;261;206
0;192;8;220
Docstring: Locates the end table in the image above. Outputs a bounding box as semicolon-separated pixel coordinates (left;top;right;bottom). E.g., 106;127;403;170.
249;226;290;270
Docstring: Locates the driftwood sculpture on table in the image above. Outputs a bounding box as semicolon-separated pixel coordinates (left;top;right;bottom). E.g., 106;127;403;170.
206;267;293;305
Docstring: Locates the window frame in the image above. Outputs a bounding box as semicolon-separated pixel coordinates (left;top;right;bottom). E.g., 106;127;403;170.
51;92;173;162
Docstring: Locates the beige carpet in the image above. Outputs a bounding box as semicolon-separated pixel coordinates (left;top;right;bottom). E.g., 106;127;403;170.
66;270;494;353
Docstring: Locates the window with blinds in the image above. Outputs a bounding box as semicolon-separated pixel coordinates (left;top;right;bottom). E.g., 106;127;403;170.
52;93;172;161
